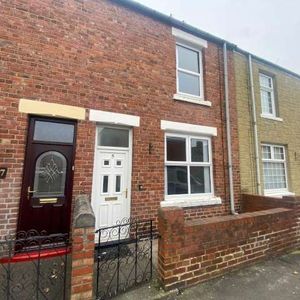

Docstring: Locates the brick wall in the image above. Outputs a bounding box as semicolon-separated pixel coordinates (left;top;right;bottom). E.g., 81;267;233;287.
0;0;240;236
158;195;300;291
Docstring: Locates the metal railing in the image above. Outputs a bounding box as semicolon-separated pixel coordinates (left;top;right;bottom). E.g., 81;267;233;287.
95;219;153;299
0;230;70;300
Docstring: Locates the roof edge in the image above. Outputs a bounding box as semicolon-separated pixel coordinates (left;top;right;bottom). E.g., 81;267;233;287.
236;48;300;80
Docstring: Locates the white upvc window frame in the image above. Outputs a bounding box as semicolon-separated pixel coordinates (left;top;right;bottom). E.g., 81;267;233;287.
172;27;211;107
262;144;289;196
175;43;204;100
259;73;276;118
164;133;216;203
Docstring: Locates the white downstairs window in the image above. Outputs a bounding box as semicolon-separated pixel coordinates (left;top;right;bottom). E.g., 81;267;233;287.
260;73;276;118
165;133;213;199
262;144;288;195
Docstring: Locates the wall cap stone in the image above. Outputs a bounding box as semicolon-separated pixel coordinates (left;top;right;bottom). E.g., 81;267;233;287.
73;195;95;228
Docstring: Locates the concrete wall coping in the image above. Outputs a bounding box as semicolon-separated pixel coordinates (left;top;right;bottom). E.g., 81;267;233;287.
73;195;95;228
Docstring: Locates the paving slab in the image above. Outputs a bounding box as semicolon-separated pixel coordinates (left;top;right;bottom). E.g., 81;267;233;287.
115;250;300;300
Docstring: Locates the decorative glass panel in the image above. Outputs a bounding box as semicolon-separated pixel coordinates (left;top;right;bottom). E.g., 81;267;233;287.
178;71;200;96
34;121;74;143
191;139;209;162
98;128;129;147
190;166;211;193
103;160;110;166
167;137;186;161
167;166;188;195
177;45;200;73
102;176;109;193
33;151;67;197
116;160;122;166
115;175;121;193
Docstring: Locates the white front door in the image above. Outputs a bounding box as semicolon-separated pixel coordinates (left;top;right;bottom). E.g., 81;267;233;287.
91;126;132;236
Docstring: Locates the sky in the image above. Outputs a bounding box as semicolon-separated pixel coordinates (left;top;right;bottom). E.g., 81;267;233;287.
135;0;300;74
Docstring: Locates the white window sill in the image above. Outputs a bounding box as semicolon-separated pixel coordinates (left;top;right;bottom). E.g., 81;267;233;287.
173;93;212;107
261;114;283;122
264;190;295;198
160;196;222;208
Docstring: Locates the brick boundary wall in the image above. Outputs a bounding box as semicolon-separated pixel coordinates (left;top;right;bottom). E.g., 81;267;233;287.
157;195;300;291
71;195;95;300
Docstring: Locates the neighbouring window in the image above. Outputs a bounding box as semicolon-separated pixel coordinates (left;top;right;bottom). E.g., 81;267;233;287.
176;44;203;98
259;73;276;117
165;134;212;197
262;144;288;192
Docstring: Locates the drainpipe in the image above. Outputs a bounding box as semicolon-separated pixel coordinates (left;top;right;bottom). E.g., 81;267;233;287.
248;54;262;195
223;43;237;215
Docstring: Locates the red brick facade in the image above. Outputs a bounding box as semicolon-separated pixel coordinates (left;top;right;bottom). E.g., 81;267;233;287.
158;195;300;290
0;0;240;237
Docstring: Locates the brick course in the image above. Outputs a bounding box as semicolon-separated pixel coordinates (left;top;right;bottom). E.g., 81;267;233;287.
158;195;300;291
0;0;240;237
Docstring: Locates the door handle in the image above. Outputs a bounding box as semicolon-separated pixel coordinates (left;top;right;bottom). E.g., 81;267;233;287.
27;186;36;199
125;188;128;198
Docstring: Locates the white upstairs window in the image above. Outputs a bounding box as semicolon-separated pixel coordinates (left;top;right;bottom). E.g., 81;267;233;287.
260;73;276;118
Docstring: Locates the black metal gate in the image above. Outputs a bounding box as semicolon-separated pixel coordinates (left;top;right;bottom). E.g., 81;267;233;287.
0;230;70;300
95;219;153;300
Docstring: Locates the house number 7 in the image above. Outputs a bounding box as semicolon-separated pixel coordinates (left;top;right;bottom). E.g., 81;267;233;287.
0;168;7;179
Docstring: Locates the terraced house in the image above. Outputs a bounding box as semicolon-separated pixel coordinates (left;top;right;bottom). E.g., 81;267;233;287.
234;50;300;197
1;0;300;299
0;0;240;239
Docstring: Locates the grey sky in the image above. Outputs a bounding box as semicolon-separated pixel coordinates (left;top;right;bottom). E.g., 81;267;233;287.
135;0;300;74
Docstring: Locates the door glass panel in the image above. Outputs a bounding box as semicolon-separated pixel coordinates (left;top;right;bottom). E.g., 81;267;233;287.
102;175;109;193
115;175;121;193
103;160;110;166
34;121;74;143
33;151;67;197
98;128;129;147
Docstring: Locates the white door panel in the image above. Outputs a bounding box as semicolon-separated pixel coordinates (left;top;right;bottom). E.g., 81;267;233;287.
92;149;131;240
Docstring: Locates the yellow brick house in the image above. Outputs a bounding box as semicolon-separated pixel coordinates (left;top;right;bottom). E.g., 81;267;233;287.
234;49;300;197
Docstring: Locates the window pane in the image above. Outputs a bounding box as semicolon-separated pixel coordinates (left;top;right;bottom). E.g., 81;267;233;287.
167;137;186;161
261;90;273;115
191;139;209;162
177;45;200;73
260;74;271;88
262;146;271;159
102;175;108;193
99;128;129;147
178;71;200;96
263;162;286;190
115;175;121;193
167;166;188;195
34;121;74;143
33;151;67;197
190;166;211;194
274;147;284;160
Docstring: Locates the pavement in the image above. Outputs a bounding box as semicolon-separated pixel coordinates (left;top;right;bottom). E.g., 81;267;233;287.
115;250;300;300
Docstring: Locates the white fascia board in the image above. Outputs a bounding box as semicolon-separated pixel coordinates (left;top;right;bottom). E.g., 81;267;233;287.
172;27;208;48
161;120;217;136
89;109;140;127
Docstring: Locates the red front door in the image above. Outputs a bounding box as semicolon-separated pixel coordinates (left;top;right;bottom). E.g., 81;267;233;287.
17;117;76;235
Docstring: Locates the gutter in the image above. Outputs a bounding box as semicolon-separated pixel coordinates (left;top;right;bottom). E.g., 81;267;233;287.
248;54;262;195
223;43;237;215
